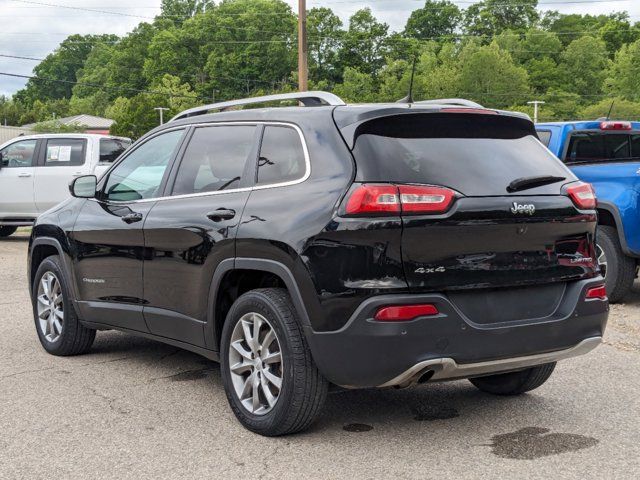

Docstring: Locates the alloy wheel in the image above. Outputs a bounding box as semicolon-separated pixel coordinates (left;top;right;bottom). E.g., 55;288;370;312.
596;243;607;278
228;312;283;415
37;272;64;343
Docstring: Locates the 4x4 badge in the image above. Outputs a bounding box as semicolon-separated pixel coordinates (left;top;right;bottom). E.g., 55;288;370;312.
511;202;535;215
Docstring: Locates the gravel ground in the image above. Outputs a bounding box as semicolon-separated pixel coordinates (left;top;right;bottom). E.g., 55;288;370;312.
1;230;639;479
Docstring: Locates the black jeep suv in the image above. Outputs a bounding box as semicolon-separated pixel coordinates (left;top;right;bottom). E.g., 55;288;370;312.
28;92;608;436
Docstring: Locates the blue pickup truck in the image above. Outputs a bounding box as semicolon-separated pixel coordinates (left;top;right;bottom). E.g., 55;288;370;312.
536;120;640;302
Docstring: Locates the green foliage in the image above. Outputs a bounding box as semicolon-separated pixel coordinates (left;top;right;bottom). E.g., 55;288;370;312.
332;68;377;103
31;121;88;133
337;8;389;76
605;40;640;101
559;36;609;101
107;74;198;138
7;0;640;129
464;0;539;38
581;97;640;120
457;43;530;108
404;1;461;40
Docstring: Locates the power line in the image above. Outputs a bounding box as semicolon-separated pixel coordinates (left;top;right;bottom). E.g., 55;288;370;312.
0;71;213;100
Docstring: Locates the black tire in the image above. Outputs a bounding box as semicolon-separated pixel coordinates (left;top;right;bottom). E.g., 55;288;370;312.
597;225;636;303
0;226;17;237
32;255;96;356
469;363;556;395
220;288;327;436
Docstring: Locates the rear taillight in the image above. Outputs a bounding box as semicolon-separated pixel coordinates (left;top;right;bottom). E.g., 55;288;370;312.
586;285;607;300
399;185;457;214
345;184;400;215
565;182;596;210
374;304;439;322
345;184;458;216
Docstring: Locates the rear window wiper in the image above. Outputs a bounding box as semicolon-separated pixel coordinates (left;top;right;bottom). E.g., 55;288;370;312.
507;175;566;193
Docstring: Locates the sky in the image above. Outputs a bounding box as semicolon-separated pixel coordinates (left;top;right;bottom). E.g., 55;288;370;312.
0;0;637;97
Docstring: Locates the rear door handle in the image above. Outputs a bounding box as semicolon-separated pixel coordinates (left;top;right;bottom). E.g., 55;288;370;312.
18;172;32;178
121;212;143;224
207;208;236;222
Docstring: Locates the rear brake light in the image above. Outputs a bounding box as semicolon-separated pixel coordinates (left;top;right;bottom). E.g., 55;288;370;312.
399;185;457;214
586;285;607;300
374;304;439;322
441;108;498;115
345;184;400;215
345;184;458;215
600;121;631;131
565;182;596;210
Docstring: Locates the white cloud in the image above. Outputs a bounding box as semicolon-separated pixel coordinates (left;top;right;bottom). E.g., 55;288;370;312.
0;0;637;96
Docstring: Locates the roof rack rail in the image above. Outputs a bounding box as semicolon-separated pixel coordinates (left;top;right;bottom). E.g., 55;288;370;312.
170;91;345;122
415;98;484;108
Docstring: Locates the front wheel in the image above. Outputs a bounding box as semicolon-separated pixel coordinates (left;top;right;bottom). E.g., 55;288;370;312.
596;225;636;303
220;288;327;436
0;226;17;237
469;363;556;395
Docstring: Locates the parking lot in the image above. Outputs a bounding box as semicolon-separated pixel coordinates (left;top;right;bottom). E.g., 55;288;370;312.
1;230;639;479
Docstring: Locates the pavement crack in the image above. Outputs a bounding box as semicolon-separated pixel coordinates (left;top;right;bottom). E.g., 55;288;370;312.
0;366;55;380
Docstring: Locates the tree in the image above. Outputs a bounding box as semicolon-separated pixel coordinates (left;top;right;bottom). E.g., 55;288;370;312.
307;7;344;84
14;34;118;105
108;74;198;138
464;0;539;38
337;8;389;77
332;68;377;103
605;39;640;101
159;0;213;25
457;43;530;108
403;1;462;40
599;17;637;56
581;97;640;120
544;89;581;119
559;36;609;100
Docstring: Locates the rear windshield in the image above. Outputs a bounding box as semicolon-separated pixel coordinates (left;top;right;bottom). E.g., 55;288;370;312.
351;113;570;196
564;133;640;164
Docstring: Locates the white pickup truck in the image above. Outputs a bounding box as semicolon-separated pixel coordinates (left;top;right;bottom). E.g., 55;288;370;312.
0;133;131;237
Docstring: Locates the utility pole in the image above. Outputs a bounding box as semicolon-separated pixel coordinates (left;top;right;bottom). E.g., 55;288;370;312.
298;0;308;92
154;107;169;125
527;100;545;124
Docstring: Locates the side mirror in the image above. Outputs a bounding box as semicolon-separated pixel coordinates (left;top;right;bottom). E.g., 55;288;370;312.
69;175;97;198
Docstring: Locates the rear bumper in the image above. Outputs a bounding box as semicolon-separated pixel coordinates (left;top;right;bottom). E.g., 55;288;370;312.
306;277;608;388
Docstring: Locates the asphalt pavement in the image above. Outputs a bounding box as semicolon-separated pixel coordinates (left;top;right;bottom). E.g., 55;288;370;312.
1;230;639;479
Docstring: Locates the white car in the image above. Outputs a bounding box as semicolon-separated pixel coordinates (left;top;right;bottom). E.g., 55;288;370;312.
0;133;131;237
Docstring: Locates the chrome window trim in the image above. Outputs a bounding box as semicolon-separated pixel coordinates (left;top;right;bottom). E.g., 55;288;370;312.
96;121;310;204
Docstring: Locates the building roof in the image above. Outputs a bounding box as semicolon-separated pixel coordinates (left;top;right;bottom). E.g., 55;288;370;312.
22;114;114;129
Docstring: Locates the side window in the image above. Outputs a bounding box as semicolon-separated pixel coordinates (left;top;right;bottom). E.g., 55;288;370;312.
565;133;630;164
631;135;640;158
44;139;86;166
0;139;37;168
100;138;131;163
257;126;306;185
537;130;552;147
172;125;256;196
103;129;184;202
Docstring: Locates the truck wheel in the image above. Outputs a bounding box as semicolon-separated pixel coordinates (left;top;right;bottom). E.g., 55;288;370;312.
220;288;327;436
596;225;636;303
32;256;96;356
0;226;17;237
469;363;556;395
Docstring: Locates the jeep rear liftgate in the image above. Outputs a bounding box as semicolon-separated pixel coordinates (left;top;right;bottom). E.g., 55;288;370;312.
348;112;599;293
